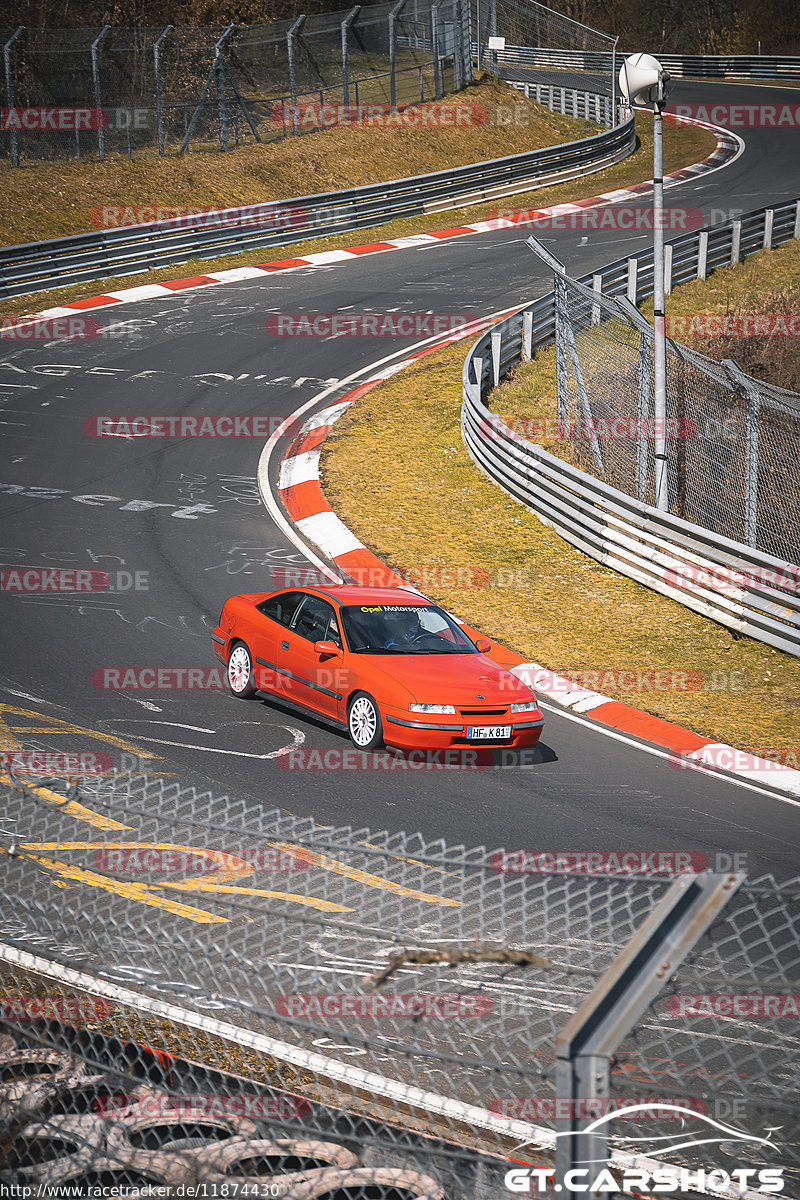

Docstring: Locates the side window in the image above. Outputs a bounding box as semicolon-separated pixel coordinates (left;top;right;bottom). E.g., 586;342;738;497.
291;595;337;644
327;612;342;649
257;591;305;627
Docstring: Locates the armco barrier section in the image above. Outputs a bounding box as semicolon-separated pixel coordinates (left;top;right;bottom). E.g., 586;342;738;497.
493;46;800;81
461;199;800;657
0;87;633;300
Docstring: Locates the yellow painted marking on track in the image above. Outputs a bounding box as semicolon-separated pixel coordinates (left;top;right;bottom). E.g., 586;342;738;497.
4;851;227;924
24;842;256;886
269;842;460;906
159;881;353;912
1;773;131;832
20;842;352;913
0;703;159;758
357;839;452;877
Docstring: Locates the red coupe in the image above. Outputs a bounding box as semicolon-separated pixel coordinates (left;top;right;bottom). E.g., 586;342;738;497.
212;585;544;752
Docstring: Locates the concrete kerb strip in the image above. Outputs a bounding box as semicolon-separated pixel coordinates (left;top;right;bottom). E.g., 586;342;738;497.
7;116;742;328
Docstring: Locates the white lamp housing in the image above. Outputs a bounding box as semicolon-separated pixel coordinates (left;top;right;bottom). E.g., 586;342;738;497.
618;52;666;107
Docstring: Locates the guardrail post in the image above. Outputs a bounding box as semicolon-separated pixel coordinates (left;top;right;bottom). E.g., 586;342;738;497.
560;85;566;114
731;218;742;264
473;355;484;393
521;310;533;361
91;26;110;161
763;208;774;249
794;200;800;240
627;256;638;304
725;358;760;547
591;274;602;325
664;243;673;295
571;89;578;118
153;26;172;156
491;329;502;386
611;36;618;127
3;27;24;168
341;7;360;112
697;230;708;280
554;872;745;1191
287;15;306;134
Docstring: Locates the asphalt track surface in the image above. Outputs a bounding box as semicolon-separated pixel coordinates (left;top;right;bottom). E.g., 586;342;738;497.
2;78;800;885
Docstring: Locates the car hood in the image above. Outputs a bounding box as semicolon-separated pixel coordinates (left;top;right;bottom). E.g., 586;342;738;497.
364;653;538;706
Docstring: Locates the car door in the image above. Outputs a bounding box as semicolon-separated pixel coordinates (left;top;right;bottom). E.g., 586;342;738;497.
250;591;307;698
281;594;345;720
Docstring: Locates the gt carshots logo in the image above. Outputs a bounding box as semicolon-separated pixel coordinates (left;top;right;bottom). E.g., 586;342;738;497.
506;1104;785;1193
1;107;108;130
265;313;481;337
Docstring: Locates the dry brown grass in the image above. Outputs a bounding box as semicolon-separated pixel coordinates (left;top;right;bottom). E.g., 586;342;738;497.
0;77;593;246
322;246;800;757
0;99;715;321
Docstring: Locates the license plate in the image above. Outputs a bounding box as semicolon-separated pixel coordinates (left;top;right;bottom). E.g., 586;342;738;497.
466;725;512;740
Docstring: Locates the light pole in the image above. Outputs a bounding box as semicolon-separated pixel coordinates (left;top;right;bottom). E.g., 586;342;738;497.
618;53;670;512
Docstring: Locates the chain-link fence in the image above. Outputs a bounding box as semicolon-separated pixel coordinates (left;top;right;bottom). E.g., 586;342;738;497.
551;270;800;566
471;0;617;104
1;768;798;1195
1;0;471;166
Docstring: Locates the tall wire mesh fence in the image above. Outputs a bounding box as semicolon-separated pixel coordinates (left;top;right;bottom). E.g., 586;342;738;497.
552;271;800;565
471;0;616;100
1;0;471;165
1;768;798;1195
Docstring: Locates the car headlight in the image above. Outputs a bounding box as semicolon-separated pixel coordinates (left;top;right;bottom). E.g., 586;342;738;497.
511;700;540;714
409;703;457;714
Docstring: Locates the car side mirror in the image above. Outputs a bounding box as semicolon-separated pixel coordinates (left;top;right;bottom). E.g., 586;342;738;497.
315;640;342;658
475;638;491;653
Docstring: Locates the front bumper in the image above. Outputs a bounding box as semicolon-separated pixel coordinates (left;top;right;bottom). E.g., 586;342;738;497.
383;709;544;751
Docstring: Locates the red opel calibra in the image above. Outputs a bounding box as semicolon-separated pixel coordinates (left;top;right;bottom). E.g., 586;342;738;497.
212;585;543;751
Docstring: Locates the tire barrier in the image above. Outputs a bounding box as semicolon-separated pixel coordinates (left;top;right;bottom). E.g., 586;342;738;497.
0;1040;448;1198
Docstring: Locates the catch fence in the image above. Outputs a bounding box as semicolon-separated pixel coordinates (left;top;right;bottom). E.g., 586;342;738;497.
1;0;472;165
0;768;798;1195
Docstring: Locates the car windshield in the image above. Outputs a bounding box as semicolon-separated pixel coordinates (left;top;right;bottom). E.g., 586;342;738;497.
339;603;478;654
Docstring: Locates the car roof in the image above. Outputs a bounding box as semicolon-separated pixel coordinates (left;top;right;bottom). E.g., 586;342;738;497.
294;586;432;605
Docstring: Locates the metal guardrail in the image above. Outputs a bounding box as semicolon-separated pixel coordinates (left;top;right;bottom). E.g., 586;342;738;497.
461;200;800;657
494;46;800;81
0;87;634;300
